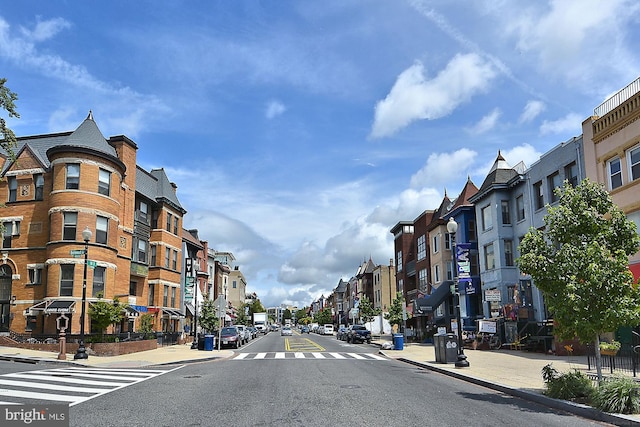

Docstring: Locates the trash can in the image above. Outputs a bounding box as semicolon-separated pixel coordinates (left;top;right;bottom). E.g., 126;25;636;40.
204;334;215;351
393;333;404;350
197;334;205;351
434;333;459;363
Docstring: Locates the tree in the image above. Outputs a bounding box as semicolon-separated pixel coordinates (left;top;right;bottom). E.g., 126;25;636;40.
384;292;404;331
518;179;640;381
358;296;381;324
235;303;249;326
282;309;292;322
295;308;308;323
88;295;126;342
314;308;332;325
137;313;155;339
198;294;219;333
0;78;19;155
248;299;266;317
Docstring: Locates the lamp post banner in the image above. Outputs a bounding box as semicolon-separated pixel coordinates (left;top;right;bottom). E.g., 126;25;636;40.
455;243;471;279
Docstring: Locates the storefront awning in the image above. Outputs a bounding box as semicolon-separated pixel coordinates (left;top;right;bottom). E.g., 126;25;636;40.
162;308;184;319
123;306;140;318
414;281;452;313
25;300;76;315
185;303;195;317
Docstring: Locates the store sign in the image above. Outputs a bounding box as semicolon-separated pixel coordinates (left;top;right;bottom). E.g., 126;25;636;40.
456;243;471;279
485;289;501;302
478;320;497;334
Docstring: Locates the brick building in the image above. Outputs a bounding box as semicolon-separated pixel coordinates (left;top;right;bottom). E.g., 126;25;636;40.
0;112;186;336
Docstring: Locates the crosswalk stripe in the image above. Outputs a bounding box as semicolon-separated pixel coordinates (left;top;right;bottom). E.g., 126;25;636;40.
329;352;346;359
231;352;387;361
6;373;128;387
294;352;304;359
234;353;249;360
275;352;286;359
254;352;267;359
312;353;325;359
349;353;366;360
0;378;109;393
0;389;83;402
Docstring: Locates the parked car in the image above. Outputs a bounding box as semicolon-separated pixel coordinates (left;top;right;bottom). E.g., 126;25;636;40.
322;324;334;335
236;325;250;344
346;325;372;344
336;326;348;340
281;326;293;336
301;326;310;334
248;326;258;339
219;326;242;349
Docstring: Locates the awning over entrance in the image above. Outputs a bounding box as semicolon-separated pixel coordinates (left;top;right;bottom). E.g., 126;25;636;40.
162;308;184;319
414;281;453;314
123;306;140;318
185;303;195;317
25;300;76;315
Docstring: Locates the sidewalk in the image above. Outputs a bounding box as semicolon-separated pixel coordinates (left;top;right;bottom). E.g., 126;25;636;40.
2;340;640;425
0;342;232;368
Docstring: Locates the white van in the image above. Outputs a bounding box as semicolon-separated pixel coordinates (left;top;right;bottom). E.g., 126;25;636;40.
322;324;334;335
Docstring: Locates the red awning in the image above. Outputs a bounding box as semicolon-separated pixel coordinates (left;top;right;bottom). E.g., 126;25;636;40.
630;262;640;281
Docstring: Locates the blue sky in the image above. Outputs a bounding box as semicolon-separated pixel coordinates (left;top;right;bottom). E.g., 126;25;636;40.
2;1;640;309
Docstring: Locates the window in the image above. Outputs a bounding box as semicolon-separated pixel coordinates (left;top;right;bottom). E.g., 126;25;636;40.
504;240;514;266
165;248;170;268
166;213;172;232
92;266;105;297
397;251;402;272
152;209;158;228
233;280;237;289
629;145;640;181
608;157;622;190
516;195;525;221
66;164;80;189
547;172;561;203
34;174;44;201
172;250;178;270
533;181;544;210
129;281;137;296
418;269;428;291
481;205;492;231
171;287;176;307
60;264;75;296
28;265;43;285
432;234;440;253
433;264;441;283
173;217;179;234
137;239;147;263
501;200;511;225
484;243;495;270
446;260;454;281
63;212;77;240
148;283;155;306
565;162;579;187
445;233;451;250
96;216;108;244
150;245;157;266
468;220;476;241
138;201;148;224
2;220;19;248
98;168;111;196
417;235;426;261
163;285;168;306
8;177;16;202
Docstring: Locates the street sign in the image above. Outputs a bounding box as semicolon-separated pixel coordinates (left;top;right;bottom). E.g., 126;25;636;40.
70;249;86;257
87;260;97;268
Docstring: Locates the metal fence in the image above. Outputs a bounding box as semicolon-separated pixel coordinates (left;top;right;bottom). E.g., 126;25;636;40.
9;331;161;345
586;338;640;378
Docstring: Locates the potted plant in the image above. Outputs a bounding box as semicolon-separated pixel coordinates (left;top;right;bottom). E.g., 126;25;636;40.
599;340;621;356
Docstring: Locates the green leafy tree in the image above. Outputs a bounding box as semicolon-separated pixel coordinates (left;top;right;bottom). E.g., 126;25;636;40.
0;78;19;154
198;294;219;333
518;179;640;381
295;308;308;323
137;313;155;339
358;296;381;324
235;303;249;326
248;299;266;317
384;292;404;331
314;308;332;325
282;308;292;323
88;295;125;342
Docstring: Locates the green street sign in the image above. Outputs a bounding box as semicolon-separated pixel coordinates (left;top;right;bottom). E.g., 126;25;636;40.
87;260;97;268
70;249;86;257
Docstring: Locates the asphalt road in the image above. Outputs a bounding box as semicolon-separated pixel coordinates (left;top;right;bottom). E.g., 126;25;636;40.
62;331;609;427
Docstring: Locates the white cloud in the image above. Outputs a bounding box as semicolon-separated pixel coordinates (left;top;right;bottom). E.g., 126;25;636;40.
467;108;501;135
475;143;542;177
519;100;545;124
370;53;497;138
410;149;477;190
540;113;582;135
19;17;71;42
265;100;286;119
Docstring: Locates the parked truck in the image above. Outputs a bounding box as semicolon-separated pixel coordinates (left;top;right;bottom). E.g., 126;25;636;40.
253;312;268;334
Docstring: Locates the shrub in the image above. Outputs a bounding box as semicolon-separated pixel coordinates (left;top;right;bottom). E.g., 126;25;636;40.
593;376;640;414
541;364;595;402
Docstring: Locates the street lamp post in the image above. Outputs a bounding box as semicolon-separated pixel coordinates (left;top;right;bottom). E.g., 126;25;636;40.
447;217;469;368
74;226;92;360
191;259;199;350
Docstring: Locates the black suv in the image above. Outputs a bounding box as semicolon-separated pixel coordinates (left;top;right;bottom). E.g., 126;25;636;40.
347;325;371;344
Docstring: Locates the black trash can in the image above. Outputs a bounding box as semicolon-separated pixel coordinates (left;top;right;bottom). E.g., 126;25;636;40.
434;333;459;363
197;334;205;350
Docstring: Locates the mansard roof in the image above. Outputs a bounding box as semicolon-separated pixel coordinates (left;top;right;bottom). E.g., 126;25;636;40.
136;166;186;214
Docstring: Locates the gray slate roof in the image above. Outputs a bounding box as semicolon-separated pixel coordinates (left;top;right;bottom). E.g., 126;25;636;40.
136;166;185;214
